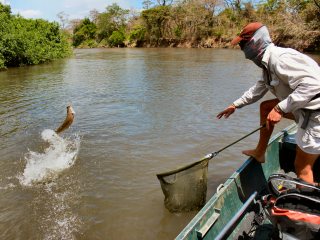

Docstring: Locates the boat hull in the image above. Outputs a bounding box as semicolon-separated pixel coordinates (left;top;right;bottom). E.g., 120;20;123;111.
176;124;300;239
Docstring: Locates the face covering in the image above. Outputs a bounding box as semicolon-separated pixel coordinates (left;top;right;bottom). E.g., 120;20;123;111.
242;26;272;68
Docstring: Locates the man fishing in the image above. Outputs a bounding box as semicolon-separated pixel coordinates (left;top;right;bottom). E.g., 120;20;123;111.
217;22;320;185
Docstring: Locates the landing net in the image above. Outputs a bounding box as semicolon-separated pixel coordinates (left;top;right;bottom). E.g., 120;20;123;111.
157;159;209;212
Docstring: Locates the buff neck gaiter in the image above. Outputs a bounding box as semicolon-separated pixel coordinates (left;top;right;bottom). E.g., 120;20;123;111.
242;26;272;68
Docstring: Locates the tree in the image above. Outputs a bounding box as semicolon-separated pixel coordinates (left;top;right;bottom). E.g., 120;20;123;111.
143;0;154;9
0;2;11;16
72;18;97;47
223;0;242;12
0;2;11;68
156;0;174;6
89;9;100;24
108;29;126;47
0;14;71;68
128;24;146;45
96;3;129;41
0;2;71;69
57;11;69;29
202;0;222;14
141;5;171;42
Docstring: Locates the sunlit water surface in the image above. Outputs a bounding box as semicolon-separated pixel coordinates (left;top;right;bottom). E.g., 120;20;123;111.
0;48;319;240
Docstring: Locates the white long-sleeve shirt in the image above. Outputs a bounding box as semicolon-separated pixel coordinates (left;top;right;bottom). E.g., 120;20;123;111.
233;44;320;115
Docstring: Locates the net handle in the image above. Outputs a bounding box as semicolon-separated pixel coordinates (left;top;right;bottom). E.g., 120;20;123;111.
212;123;266;157
157;124;266;178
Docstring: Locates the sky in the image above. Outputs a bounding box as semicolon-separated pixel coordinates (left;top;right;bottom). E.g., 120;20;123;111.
1;0;143;22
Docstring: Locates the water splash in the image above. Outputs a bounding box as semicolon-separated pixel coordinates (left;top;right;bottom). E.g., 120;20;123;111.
19;129;80;186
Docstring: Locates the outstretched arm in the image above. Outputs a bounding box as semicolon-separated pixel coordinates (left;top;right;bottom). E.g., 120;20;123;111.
216;104;236;119
217;76;268;120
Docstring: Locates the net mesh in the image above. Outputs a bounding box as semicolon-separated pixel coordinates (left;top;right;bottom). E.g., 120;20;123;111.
157;126;264;213
157;159;209;212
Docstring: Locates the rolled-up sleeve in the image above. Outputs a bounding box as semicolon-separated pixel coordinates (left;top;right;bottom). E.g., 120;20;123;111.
233;78;268;108
275;53;320;113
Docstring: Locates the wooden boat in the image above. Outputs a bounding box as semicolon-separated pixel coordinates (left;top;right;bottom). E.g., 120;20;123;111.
176;123;320;239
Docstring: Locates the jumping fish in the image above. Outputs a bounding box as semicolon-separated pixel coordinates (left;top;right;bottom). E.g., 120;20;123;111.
55;105;75;134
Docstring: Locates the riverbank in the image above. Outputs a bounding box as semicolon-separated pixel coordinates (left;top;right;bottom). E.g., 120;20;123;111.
131;29;320;52
82;29;320;53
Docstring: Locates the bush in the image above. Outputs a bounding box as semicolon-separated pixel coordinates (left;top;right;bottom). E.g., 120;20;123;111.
108;30;125;47
72;18;97;47
0;54;5;70
78;39;98;48
128;25;146;43
0;3;71;69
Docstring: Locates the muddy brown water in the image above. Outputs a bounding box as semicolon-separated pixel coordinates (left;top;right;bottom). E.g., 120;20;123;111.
0;48;319;239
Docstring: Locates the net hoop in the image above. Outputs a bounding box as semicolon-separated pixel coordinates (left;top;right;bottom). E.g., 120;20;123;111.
157;156;209;179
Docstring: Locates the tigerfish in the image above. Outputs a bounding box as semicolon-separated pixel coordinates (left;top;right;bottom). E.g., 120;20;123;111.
55;105;75;134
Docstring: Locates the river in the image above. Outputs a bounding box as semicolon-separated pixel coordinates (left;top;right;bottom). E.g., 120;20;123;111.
0;48;319;240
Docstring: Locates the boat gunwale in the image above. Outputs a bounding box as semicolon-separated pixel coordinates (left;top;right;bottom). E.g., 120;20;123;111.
176;123;297;239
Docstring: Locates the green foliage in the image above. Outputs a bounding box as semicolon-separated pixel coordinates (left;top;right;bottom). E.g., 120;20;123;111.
128;24;146;43
108;30;126;47
96;3;129;42
0;3;11;16
141;6;171;41
77;39;98;48
0;1;317;58
301;1;320;29
66;1;319;51
174;26;182;39
0;3;71;70
255;0;320;51
72;18;97;47
218;8;237;22
212;27;223;39
0;54;5;69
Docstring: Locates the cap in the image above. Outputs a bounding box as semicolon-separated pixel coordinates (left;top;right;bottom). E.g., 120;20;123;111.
231;22;264;45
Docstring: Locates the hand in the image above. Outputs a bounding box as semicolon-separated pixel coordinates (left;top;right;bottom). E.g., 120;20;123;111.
216;105;236;119
266;108;282;129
